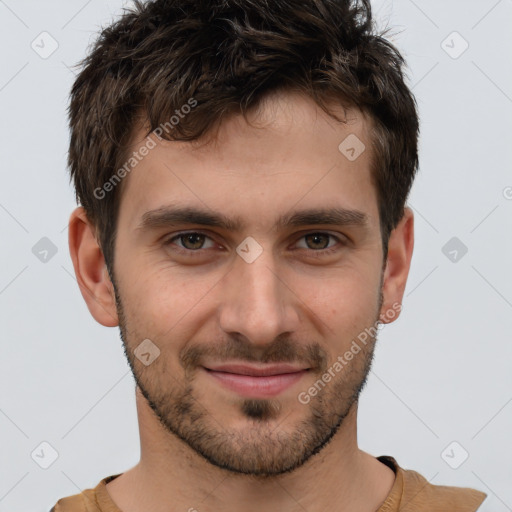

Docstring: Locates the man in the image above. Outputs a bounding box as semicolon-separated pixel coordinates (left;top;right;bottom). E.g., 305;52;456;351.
52;0;488;510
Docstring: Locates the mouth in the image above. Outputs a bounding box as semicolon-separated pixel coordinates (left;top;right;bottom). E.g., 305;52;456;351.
201;363;310;398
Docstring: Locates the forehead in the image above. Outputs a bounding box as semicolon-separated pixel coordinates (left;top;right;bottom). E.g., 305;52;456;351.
117;91;378;230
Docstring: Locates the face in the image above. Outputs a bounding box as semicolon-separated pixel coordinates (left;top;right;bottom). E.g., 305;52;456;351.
107;91;390;476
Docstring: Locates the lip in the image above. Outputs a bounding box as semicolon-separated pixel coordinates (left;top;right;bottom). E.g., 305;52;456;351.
202;363;310;398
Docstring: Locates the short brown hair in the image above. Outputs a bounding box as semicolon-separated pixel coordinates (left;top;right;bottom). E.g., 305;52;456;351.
67;0;419;275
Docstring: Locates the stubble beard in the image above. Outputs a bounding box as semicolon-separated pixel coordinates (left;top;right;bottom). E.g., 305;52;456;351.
112;274;382;477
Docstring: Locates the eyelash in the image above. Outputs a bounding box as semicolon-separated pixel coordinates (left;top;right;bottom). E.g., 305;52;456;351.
163;231;345;258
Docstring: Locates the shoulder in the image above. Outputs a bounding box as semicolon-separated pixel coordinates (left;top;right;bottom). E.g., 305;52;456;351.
401;466;488;511
49;474;120;512
377;455;488;512
49;490;91;512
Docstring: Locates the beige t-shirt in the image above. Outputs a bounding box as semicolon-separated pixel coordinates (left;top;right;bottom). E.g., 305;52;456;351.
50;455;487;511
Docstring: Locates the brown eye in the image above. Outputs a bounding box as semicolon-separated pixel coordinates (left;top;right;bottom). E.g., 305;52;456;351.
303;233;332;250
179;233;206;250
165;232;216;254
293;232;346;258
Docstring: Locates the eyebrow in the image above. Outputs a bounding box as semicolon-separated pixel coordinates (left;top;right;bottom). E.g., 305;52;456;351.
136;205;369;233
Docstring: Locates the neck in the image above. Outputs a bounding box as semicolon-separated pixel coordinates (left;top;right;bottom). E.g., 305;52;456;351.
106;388;395;512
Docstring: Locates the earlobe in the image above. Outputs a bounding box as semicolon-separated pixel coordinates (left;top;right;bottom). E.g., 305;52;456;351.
68;206;119;327
379;207;414;324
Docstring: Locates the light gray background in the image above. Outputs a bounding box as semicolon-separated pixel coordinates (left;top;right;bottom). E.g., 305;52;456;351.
0;0;511;510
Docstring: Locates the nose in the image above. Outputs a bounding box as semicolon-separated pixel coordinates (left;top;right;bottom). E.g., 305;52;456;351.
218;246;300;347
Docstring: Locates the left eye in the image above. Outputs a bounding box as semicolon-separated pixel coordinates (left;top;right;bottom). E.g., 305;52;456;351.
295;232;339;251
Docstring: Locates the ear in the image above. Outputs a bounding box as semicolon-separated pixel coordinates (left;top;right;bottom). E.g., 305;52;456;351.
68;206;119;327
379;207;414;324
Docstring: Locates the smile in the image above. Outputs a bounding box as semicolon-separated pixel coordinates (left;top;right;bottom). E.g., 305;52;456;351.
202;363;310;398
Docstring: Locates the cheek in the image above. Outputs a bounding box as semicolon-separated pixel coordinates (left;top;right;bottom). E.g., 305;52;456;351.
123;267;217;340
300;266;381;348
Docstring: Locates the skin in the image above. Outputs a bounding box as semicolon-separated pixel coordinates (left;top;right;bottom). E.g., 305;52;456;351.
68;90;414;512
